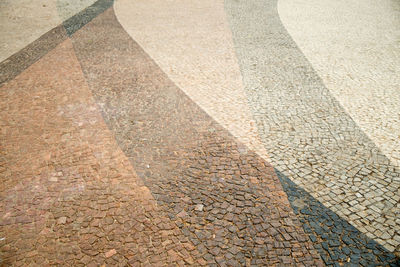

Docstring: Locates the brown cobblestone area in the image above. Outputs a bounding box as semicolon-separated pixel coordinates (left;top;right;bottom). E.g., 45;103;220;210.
70;8;323;266
1;0;399;265
0;39;197;266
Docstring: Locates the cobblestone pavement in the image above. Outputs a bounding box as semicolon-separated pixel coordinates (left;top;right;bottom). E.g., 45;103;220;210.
225;0;400;253
70;8;322;266
278;171;399;266
278;0;400;166
0;0;96;62
0;39;196;266
114;0;270;161
1;0;400;266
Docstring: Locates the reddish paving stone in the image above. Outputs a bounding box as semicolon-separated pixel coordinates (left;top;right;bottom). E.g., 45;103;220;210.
0;3;330;267
0;39;197;266
70;7;323;266
105;249;117;258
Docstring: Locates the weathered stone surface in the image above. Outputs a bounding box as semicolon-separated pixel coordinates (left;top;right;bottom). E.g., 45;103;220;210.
1;0;399;265
225;0;400;253
70;7;322;266
0;38;195;266
278;170;399;266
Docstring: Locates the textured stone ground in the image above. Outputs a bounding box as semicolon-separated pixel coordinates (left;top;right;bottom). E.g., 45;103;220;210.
224;0;400;254
279;0;400;167
1;0;399;266
0;0;95;62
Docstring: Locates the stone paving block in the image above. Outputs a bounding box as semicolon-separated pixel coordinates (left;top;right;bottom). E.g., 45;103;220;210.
69;7;323;265
225;0;400;253
1;0;399;265
0;38;195;266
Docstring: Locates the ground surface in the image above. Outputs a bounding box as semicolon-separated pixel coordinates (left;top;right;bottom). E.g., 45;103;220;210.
0;0;399;266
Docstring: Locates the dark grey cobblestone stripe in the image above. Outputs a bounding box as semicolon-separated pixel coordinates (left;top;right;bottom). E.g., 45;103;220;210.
69;8;324;265
0;26;67;85
276;170;400;266
0;0;113;86
63;0;114;36
225;0;400;252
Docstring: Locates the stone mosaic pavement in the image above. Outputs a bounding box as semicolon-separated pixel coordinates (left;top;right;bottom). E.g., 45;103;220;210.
0;0;399;266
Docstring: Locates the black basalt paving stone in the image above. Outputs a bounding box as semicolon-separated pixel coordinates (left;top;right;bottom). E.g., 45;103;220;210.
342;247;350;255
276;169;400;266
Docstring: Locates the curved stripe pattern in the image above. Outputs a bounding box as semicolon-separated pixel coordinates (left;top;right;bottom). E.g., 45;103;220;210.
278;0;400;167
1;0;399;265
69;7;323;265
1;38;193;266
0;0;96;62
225;0;399;253
0;0;113;85
114;0;270;163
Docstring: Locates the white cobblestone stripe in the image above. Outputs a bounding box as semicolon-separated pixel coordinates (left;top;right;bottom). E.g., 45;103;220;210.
278;0;400;167
114;0;271;163
56;0;97;21
0;0;96;62
225;0;400;253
